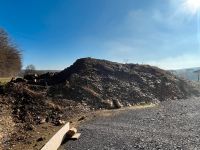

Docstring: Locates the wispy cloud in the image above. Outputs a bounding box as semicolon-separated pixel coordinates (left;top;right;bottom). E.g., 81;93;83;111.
75;0;200;70
148;53;200;70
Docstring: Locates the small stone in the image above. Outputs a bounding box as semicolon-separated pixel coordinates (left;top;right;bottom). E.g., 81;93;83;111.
113;99;123;108
58;120;66;125
40;118;46;124
36;137;44;142
78;116;86;121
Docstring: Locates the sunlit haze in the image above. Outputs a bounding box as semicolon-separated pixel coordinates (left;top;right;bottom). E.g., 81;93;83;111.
183;0;200;15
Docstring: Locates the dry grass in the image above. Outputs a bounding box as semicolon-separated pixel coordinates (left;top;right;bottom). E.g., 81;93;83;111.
0;78;11;85
77;103;157;124
126;103;157;110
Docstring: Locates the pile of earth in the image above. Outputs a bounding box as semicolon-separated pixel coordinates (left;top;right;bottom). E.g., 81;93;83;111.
3;57;200;125
40;58;200;108
3;83;89;126
0;83;89;149
1;57;200;149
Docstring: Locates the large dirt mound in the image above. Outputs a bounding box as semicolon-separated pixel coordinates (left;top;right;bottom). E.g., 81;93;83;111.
41;58;200;109
1;57;200;149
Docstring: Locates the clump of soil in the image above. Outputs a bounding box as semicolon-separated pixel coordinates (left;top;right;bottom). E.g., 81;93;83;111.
1;57;200;149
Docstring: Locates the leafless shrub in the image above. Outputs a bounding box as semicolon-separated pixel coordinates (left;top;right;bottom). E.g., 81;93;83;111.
0;28;22;77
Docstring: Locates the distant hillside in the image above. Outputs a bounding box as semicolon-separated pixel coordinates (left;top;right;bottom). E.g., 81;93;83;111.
170;67;200;81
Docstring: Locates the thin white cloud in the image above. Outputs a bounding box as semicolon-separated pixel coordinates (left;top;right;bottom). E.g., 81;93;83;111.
78;0;200;70
148;54;200;70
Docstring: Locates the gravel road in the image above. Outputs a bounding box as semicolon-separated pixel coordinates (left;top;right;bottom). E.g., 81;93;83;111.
61;97;200;150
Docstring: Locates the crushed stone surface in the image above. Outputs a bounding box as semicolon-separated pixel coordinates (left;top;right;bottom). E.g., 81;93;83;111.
63;97;200;150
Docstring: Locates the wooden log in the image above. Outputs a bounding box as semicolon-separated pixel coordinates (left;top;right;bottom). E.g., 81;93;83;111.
66;127;77;137
41;122;70;150
71;133;81;140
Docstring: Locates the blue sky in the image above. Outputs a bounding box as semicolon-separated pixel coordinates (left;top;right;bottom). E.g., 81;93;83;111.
0;0;200;70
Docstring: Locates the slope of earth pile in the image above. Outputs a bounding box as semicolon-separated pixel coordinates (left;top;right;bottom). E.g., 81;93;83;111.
0;57;199;149
45;58;200;108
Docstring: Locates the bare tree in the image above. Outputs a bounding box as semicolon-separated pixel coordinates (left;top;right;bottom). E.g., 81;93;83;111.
24;64;36;75
0;28;22;77
123;59;129;64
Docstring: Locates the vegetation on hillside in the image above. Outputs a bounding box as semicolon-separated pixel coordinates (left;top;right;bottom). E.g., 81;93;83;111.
0;28;21;77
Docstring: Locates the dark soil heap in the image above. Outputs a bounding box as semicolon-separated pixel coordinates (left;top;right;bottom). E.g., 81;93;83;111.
44;57;200;109
3;57;200;124
1;57;200;149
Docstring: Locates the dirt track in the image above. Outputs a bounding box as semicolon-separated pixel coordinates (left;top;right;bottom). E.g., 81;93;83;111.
61;97;200;150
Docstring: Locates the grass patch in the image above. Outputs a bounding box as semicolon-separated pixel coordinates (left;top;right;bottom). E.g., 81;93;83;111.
0;78;11;85
95;103;157;118
127;103;157;110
